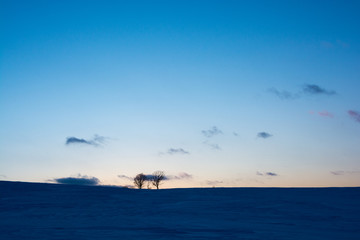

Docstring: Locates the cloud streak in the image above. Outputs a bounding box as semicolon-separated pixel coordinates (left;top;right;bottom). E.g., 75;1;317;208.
331;170;360;176
54;175;100;185
167;148;190;155
167;172;193;180
118;174;133;181
348;110;360;123
206;180;223;186
257;132;272;139
202;126;223;138
118;172;192;181
318;111;334;118
302;84;336;95
203;141;221;150
310;111;334;118
257;171;278;177
268;88;299;100
65;135;106;147
270;84;336;100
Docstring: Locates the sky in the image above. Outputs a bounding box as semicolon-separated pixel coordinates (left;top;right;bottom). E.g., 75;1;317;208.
1;0;360;188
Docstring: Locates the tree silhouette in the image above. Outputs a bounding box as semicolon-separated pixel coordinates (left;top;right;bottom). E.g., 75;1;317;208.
134;173;146;189
151;171;165;189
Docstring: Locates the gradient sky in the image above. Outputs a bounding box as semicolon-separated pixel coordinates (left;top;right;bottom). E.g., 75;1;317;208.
1;0;360;188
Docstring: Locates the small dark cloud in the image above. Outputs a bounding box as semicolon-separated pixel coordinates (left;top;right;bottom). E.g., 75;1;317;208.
66;137;91;145
118;174;133;181
167;172;193;180
0;174;6;179
336;40;350;48
206;180;223;186
54;175;100;186
268;88;299;100
144;174;168;181
302;84;336;96
65;135;107;147
119;172;192;183
202;126;223;138
331;170;360;176
167;148;190;155
130;172;192;181
321;40;349;48
257;132;272;139
233;132;239;136
257;171;278;177
348;110;360;123
266;172;278;176
318;111;334;118
269;84;336;100
321;41;334;48
203;141;221;150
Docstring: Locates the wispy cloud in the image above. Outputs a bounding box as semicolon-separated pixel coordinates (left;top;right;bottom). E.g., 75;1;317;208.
268;88;299;100
167;172;193;180
321;41;334;49
203;141;221;150
206;180;223;186
302;84;336;96
54;175;100;185
348;110;360;123
318;111;334;118
202;126;223;138
331;170;360;176
257;132;272;139
269;84;336;100
0;174;6;179
118;172;192;182
321;40;349;48
65;134;107;147
118;174;133;181
336;40;350;48
167;148;190;155
257;171;278;177
310;111;334;118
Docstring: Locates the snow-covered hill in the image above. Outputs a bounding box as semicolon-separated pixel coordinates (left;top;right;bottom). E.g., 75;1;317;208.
0;181;359;239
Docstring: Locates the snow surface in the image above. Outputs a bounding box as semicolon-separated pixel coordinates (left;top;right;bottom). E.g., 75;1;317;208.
0;181;359;239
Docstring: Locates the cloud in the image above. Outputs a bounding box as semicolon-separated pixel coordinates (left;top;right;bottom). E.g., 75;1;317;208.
257;132;272;139
269;84;336;100
310;111;334;118
54;175;100;185
268;88;299;100
233;132;239;136
65;134;107;147
203;141;221;150
318;111;334;118
331;170;360;176
167;148;190;155
202;126;223;138
0;174;6;179
119;172;192;182
118;174;133;181
336;40;350;48
348;110;360;123
167;172;193;180
206;180;223;186
321;40;349;48
257;171;278;177
302;84;336;95
321;41;334;48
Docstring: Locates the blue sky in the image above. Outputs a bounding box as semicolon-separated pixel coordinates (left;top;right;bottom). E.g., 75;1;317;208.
1;0;360;187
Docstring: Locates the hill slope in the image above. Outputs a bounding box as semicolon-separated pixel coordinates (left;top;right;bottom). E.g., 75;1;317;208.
0;181;359;239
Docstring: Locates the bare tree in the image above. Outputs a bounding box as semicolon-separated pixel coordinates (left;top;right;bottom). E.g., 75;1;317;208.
151;171;165;189
134;173;146;189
